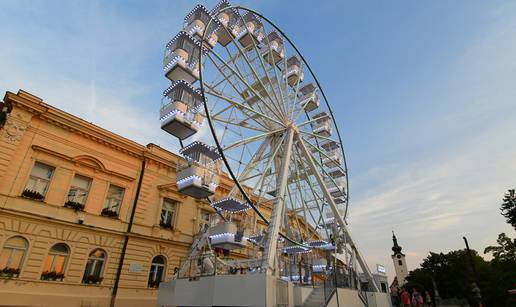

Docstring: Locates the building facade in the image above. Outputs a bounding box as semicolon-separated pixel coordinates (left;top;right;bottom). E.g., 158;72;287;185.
0;90;267;307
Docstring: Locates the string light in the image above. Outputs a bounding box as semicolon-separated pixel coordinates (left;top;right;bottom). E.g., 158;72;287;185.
163;80;201;97
212;197;250;213
184;4;221;30
179;141;222;161
308;240;328;247
282;245;311;254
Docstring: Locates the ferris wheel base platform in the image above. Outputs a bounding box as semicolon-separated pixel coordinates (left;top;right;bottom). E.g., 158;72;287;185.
157;273;392;307
158;273;272;307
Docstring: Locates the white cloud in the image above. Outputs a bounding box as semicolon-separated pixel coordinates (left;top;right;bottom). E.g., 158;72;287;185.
0;0;188;153
347;3;516;280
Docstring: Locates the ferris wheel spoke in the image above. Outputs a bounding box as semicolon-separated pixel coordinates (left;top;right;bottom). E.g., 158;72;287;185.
295;134;347;224
207;48;284;122
292;147;331;241
241;137;283;187
225;47;281;121
299;129;341;143
205;65;272;129
211;101;269;132
227;138;270;197
286;64;309;120
282;51;297;120
232;14;288;119
205;86;283;128
288;166;311;239
212;115;268;133
206;55;279;127
222;128;283;151
299;135;347;177
297;113;331;128
254;29;288;118
253;134;286;204
285;183;306;241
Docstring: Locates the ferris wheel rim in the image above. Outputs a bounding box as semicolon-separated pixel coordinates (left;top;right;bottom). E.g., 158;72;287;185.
197;5;350;246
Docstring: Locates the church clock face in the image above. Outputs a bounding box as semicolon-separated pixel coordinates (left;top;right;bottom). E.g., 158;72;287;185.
397;255;402;259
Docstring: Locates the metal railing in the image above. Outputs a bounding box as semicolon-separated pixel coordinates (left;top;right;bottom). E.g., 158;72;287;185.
178;253;266;280
323;276;337;305
278;256;314;286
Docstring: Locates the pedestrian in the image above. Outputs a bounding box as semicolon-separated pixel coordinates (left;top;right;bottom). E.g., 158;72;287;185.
401;287;412;307
471;283;483;307
390;278;401;307
412;289;423;307
424;290;432;307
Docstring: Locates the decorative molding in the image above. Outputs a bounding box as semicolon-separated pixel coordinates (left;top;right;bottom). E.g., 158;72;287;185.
27;127;139;170
1;112;30;145
4;90;145;158
31;145;135;182
157;183;186;200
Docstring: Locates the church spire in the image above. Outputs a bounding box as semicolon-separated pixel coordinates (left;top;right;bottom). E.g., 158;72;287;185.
392;231;403;255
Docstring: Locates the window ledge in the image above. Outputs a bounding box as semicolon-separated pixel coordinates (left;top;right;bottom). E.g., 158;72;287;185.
19;195;46;203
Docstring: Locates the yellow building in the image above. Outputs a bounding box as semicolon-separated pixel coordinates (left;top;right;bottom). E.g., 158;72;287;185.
0;90;250;307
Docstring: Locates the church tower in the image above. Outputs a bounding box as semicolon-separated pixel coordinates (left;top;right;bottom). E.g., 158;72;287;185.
391;232;408;285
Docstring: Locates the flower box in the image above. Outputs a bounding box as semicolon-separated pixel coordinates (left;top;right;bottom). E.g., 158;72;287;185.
64;200;85;211
82;275;103;285
21;189;45;201
160;221;173;229
0;267;20;278
101;208;119;218
40;271;64;281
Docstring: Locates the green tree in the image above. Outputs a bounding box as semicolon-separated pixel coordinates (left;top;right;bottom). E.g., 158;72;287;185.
406;250;488;301
484;233;516;306
501;189;516;230
484;233;516;262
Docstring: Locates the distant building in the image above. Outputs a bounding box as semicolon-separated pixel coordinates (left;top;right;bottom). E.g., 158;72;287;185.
0;90;278;307
391;231;408;285
358;262;389;293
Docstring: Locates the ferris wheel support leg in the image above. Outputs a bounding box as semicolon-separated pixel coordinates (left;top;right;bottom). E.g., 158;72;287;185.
295;133;380;292
263;128;295;275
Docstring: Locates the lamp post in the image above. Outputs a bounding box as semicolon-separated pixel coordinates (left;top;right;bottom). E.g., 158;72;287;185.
463;237;479;281
431;276;441;306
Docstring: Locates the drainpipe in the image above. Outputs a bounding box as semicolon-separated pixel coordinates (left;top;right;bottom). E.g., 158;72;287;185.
110;158;146;307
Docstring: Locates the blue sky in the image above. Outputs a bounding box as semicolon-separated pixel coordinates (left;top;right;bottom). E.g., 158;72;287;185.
1;0;516;279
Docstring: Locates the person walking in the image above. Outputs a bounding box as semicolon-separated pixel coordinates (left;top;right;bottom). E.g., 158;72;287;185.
412;289;424;307
424;290;432;307
471;283;483;307
390;278;401;307
401;288;412;307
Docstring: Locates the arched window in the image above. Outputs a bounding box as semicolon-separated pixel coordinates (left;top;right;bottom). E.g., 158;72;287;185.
148;256;166;288
398;260;403;266
83;249;106;284
0;236;28;278
41;243;69;281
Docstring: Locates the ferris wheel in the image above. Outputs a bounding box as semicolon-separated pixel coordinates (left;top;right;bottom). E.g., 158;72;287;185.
159;0;378;294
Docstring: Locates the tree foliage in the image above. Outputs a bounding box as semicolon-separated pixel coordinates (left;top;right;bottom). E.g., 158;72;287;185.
406;190;516;306
406;250;489;301
484;233;516;262
407;240;516;307
501;189;516;230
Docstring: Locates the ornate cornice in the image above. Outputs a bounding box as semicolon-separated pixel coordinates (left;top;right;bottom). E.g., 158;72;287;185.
32;145;135;181
4;90;146;158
